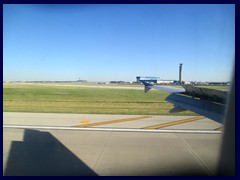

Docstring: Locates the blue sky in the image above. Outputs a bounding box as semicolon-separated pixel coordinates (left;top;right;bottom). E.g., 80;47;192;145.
3;4;235;82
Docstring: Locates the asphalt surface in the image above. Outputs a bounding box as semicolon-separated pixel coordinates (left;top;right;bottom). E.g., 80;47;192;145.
3;112;223;176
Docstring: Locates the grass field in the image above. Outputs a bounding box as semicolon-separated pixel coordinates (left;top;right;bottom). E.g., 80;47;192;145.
3;83;199;115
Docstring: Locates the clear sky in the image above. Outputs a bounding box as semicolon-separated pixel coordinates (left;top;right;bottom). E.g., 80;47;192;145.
3;4;235;82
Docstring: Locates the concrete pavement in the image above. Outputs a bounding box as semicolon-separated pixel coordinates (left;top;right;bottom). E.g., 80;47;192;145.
3;112;223;176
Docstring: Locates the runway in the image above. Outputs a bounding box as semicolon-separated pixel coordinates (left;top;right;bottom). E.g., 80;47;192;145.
3;112;223;176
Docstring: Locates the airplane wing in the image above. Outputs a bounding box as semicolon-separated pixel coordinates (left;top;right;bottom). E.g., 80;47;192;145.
141;80;228;123
141;80;185;93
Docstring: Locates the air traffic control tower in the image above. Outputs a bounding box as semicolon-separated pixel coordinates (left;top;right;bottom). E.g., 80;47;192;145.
179;63;182;83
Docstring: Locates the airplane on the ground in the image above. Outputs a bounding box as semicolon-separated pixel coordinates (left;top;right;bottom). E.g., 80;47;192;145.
141;80;228;124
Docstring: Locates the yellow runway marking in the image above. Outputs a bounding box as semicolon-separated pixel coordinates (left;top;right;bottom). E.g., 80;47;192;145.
144;116;205;129
80;120;90;124
73;116;152;128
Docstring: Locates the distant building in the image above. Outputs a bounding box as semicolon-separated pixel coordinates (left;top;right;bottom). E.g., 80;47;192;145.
110;81;127;84
184;81;191;85
157;80;174;85
136;76;141;83
136;76;160;84
76;80;87;83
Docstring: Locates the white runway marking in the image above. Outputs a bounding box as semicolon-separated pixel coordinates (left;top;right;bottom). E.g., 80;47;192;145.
3;124;222;134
